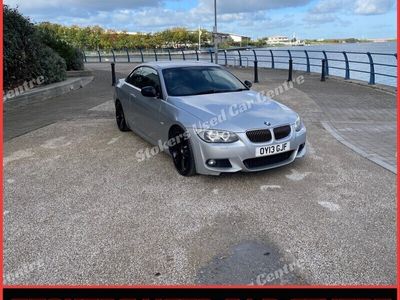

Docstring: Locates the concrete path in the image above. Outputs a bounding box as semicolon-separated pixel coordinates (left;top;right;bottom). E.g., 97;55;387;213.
4;76;93;106
3;63;396;285
4;72;108;142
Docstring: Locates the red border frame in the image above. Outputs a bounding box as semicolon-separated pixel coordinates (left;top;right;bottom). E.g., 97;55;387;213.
1;0;4;298
3;285;397;289
0;0;398;297
396;1;399;297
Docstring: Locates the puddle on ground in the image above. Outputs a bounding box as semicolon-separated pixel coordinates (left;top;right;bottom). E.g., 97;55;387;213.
195;240;306;285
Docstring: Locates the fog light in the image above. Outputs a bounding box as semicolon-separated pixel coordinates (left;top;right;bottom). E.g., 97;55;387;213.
298;143;305;153
206;159;217;166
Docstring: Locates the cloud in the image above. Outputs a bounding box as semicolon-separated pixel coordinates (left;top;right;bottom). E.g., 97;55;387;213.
310;0;345;14
6;0;314;16
1;0;328;33
304;0;394;26
4;0;162;16
197;0;312;14
354;0;395;15
304;0;345;24
45;6;207;31
304;13;338;24
308;0;395;16
4;0;396;38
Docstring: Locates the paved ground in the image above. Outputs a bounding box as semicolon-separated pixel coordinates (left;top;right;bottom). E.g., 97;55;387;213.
3;63;396;285
4;73;106;141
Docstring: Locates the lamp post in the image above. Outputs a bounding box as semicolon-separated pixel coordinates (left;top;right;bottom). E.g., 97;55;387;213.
198;25;201;51
213;0;218;64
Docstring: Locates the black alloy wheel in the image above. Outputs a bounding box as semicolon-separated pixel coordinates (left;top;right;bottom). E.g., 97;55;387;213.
169;127;196;176
115;101;129;132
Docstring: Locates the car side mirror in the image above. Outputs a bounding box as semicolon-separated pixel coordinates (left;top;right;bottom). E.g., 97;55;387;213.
141;86;157;97
244;80;252;88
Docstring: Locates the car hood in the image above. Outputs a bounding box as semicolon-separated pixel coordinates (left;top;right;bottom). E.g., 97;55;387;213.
167;90;298;132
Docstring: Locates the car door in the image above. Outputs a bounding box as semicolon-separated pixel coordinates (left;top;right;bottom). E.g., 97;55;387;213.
132;67;163;143
123;67;143;128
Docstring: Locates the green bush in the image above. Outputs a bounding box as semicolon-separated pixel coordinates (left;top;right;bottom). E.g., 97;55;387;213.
69;48;85;70
37;27;84;71
3;5;67;89
36;46;67;84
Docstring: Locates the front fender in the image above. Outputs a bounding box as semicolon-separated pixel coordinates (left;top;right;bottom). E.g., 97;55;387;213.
159;100;203;143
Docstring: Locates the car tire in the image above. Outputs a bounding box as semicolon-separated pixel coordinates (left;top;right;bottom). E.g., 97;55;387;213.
115;100;129;132
169;127;196;177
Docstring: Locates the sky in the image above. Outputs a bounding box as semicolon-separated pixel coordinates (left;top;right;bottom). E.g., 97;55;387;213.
4;0;397;39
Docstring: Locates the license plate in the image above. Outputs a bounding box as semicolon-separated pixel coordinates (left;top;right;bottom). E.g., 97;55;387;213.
256;142;290;157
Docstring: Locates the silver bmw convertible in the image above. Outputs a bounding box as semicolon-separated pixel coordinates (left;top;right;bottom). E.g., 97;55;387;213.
114;61;306;176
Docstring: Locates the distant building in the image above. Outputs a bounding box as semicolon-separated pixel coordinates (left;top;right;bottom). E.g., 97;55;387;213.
115;31;141;35
266;35;304;46
267;36;291;44
226;33;251;43
367;38;394;43
192;31;251;46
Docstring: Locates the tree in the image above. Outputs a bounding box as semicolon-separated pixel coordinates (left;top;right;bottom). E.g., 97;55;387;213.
28;22;227;51
4;5;66;89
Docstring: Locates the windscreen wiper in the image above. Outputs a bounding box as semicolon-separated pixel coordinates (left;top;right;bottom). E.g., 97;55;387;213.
191;89;221;95
230;88;248;92
191;88;247;95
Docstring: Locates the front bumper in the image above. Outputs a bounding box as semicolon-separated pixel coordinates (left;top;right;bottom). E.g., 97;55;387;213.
188;125;306;176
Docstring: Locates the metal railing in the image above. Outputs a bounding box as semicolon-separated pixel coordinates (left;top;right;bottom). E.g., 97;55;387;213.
83;48;397;86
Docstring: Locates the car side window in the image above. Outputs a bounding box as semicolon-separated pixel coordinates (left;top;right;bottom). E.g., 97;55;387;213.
127;67;143;87
201;70;213;82
141;67;162;98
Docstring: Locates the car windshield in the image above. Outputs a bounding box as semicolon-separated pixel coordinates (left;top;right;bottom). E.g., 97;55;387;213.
162;66;248;96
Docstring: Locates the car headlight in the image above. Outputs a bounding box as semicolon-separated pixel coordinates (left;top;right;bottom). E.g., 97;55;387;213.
196;129;239;143
295;115;303;132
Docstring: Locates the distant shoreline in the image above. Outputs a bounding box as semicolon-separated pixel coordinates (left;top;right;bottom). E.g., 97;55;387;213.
218;40;397;51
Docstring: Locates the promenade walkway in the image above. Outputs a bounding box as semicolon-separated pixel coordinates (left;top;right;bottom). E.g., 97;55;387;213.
233;67;397;174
